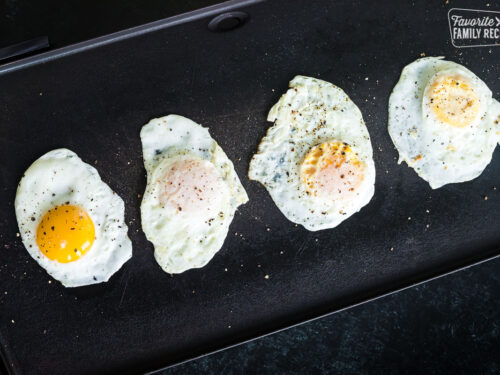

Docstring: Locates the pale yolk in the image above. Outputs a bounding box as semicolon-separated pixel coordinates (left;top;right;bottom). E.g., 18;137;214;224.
36;205;95;263
428;75;479;128
159;159;225;214
300;142;365;202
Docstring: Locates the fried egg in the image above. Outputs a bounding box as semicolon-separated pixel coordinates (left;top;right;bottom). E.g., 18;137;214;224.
140;115;248;274
389;57;499;189
15;149;132;287
249;75;375;231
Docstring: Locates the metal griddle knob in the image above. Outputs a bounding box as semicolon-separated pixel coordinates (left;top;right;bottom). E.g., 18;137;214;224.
208;11;249;32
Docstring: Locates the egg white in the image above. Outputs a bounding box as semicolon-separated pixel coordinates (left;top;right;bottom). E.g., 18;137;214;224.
249;76;375;231
388;57;499;189
15;149;132;287
140;115;248;273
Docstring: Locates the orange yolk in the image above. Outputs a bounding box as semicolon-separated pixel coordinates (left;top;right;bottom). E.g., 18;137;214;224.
159;159;225;214
36;205;95;263
428;75;479;128
300;141;365;202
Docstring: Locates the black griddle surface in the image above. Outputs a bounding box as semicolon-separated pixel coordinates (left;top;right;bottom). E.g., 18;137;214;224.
0;0;499;374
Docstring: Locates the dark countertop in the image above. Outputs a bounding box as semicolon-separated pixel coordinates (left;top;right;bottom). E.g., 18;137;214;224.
162;257;500;375
1;1;499;374
163;258;500;375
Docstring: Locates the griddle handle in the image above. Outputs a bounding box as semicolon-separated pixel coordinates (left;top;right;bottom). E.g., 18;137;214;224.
208;11;249;32
0;36;50;61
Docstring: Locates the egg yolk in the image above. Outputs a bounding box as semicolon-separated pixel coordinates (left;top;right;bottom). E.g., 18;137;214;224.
36;205;95;263
159;159;226;214
427;74;480;128
300;141;365;202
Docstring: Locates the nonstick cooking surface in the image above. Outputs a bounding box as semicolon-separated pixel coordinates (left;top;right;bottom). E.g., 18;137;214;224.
0;0;499;374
